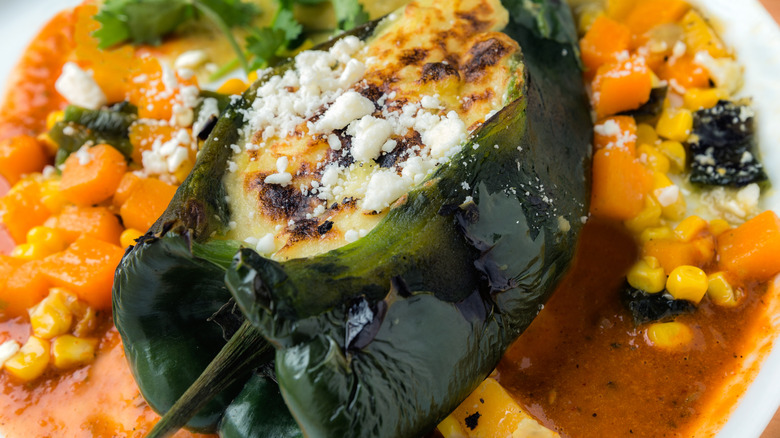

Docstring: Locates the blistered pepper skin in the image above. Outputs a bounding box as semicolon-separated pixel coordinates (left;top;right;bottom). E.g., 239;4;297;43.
112;0;592;436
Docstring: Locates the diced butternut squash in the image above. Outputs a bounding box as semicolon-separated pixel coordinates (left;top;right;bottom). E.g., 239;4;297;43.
126;56;197;120
605;0;635;21
119;178;177;232
0;255;25;315
580;16;631;75
593;115;637;153
45;205;123;245
658;54;711;91
643;237;713;274
112;172;143;208
0;135;47;185
590;148;651;221
40;235;124;310
60;144;127;206
592;56;653;118
1;261;50;317
128;122;178;164
623;0;690;43
0;179;50;243
717;211;780;282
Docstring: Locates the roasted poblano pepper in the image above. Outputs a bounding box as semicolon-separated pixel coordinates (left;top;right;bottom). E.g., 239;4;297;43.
113;0;591;436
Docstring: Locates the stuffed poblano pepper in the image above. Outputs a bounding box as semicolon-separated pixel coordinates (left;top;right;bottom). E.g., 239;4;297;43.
112;0;592;436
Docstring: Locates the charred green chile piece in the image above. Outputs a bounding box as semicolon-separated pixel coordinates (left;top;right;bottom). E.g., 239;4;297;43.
689;100;767;187
621;283;696;326
112;0;591;436
49;103;137;165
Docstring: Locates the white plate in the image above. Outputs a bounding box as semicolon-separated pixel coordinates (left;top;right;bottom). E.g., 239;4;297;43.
0;1;778;437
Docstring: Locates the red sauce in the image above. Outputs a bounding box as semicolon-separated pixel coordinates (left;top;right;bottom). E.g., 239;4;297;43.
0;9;73;141
497;219;775;437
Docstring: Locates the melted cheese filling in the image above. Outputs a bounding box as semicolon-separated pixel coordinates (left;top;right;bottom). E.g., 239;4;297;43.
223;0;522;260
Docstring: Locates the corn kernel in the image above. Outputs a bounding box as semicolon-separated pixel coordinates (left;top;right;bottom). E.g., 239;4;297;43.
674;215;708;242
37;133;59;156
638;144;670;173
658;140;687;173
39;179;67;214
577;4;604;35
217;78;248;95
640;226;674;243
709;219;731;236
636;123;659;147
51;335;98;369
73;306;98;338
683;88;729;111
46;110;64;130
3;336;50;381
652;172;686;221
173;158;195;184
666;265;708;303
707;272;738;307
26;226;66;254
627;256;666;293
646;322;693;349
29;292;73;339
437;415;467;438
656;108;694;142
10;243;48;260
624;196;662;233
247;70;259;83
606;0;634;20
120;228;144;248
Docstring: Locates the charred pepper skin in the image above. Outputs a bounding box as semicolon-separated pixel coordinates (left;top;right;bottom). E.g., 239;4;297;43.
112;0;592;436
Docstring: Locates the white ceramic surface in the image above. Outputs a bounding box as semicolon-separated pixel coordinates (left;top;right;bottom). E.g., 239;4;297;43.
0;1;777;437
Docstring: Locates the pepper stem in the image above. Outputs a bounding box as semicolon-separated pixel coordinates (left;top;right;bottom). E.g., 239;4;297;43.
146;321;270;438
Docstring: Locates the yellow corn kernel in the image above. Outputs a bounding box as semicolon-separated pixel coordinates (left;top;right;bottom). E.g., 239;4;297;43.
40;179;68;214
10;243;47;260
636;123;658;147
674;215;708;242
51;335;98;369
656;108;694;142
666;265;708;303
606;0;634;20
37;133;60;156
46;110;64;130
73;306;98;338
437;415;467;438
247;70;259;83
640;226;674;243
707;272;738;307
3;336;50;382
624;196;662;233
217;78;248;95
29;292;73;339
646;322;693;349
173;158;195;183
627;256;666;293
120;228;144;248
26;226;66;254
638;144;670;173
650;172;687;221
709;219;731;236
683;88;729;111
657;140;687;173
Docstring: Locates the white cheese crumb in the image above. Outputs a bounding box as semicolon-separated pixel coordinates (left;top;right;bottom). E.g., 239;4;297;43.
74;145;92;165
362;169;411;211
314;91;375;133
345;229;360;243
276;156;289;173
174;50;210;70
255;233;276;254
420;95;440;109
55;62;107;110
654;185;680;207
265;172;293;186
0;340;20;367
557;216;571;232
348;116;393;162
423;111;466;158
327;134;342;150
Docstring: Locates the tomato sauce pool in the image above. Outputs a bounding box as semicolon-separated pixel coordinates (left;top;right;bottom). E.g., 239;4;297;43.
497;219;775;437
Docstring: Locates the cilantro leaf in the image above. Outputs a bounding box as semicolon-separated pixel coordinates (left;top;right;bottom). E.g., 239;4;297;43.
94;0;194;48
196;0;261;28
245;27;287;69
273;8;303;41
331;0;368;31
